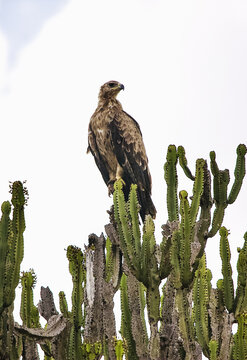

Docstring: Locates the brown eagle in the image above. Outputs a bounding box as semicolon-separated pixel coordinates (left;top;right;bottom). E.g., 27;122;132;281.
87;80;156;222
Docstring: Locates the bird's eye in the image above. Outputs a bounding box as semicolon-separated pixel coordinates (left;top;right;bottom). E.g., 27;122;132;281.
108;82;116;88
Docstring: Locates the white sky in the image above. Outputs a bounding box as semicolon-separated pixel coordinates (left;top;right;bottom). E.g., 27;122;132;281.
0;0;247;356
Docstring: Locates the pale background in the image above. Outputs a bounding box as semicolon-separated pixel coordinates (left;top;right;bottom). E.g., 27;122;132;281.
0;0;247;358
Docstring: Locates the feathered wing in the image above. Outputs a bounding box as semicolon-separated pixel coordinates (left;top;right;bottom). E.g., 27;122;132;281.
87;123;110;185
109;110;156;221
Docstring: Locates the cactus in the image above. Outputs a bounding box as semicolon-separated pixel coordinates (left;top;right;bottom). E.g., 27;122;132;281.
66;245;85;360
111;144;246;359
0;181;27;359
1;143;247;360
20;270;41;358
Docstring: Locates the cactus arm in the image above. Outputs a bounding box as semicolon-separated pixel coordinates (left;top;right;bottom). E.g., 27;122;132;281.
113;180;138;274
105;237;114;283
120;273;138;360
128;184;141;271
20;270;40;328
176;289;195;357
232;313;247;360
210;150;222;205
177;145;195;180
179;191;192;287
228;144;247;204
0;201;11;314
208;152;230;237
67;245;84;359
114;338;125;360
235;232;247;317
4;182;26;308
164;145;179;222
141;215;156;286
209;340;218;360
59;291;70;319
219;227;234;313
190;159;205;225
159;235;172;279
139;282;148;343
193;254;211;357
170;230;182;289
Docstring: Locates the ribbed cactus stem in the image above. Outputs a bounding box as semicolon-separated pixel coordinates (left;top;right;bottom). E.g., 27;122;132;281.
193;254;211;356
233;313;247;360
20;270;40;328
190;159;205;225
120;273;138;360
0;201;11;314
4;181;26;309
235;232;247;317
219;227;234;313
179;190;192;287
209;340;218;360
208;153;230;237
113;180;139;275
228;144;247;204
177;145;195;180
67;245;84;360
59;291;70;319
164;145;179;222
128;184;141;270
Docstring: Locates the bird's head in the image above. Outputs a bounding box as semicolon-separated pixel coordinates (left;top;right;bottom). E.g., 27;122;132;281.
98;80;124;101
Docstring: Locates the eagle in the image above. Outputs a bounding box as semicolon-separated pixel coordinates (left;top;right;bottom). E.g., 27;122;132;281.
87;80;156;222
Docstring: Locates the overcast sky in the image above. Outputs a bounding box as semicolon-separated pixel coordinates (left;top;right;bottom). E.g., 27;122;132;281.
0;0;247;354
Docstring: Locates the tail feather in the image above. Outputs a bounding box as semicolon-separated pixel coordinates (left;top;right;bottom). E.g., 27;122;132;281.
138;189;156;223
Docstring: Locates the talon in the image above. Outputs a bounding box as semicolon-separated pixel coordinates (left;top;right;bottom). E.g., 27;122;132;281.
107;180;115;196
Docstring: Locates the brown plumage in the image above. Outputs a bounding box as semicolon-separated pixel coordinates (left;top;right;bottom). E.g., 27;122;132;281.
87;80;156;222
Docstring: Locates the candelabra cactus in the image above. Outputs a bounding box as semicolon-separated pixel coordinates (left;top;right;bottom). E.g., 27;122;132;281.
112;143;246;359
0;143;246;360
0;181;27;359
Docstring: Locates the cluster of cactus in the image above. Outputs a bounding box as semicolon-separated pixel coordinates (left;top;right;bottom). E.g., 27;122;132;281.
0;143;246;360
112;143;247;359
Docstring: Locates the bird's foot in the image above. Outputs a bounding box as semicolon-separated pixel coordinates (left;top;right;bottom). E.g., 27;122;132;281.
107;180;115;196
107;178;126;195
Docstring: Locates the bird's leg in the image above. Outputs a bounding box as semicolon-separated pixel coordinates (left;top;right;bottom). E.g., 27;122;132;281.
107;179;115;196
107;177;126;196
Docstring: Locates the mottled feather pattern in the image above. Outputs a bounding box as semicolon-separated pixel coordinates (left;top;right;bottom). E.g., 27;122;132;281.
87;80;156;221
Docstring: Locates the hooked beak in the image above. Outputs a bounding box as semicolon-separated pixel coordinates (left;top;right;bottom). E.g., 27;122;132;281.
119;83;124;91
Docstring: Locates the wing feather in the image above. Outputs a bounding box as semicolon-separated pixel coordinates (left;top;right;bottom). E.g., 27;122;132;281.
87;124;110;185
109;111;152;193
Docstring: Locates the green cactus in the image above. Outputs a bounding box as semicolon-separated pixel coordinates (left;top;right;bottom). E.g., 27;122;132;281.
232;313;247;360
0;181;27;360
177;145;195;181
164;145;179;222
20;270;41;358
193;254;211;357
120;273;138;360
0;143;246;360
228;144;247;204
0;201;11;314
20;270;40;328
219;227;234;313
3;181;26;310
209;340;218;360
235;232;247;317
65;245;85;360
114;338;126;360
81;341;102;359
208;152;229;238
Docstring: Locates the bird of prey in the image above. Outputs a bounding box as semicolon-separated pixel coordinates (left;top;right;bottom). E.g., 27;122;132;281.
87;80;156;222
